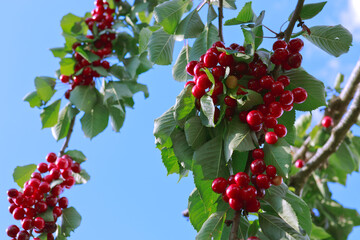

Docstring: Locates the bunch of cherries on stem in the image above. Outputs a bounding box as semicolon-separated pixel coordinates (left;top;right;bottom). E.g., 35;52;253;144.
185;38;308;145
211;149;283;212
6;153;81;240
60;0;116;99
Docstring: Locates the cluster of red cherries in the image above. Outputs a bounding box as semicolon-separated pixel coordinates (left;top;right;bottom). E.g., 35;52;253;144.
211;149;282;212
6;153;82;240
185;39;308;145
60;0;116;99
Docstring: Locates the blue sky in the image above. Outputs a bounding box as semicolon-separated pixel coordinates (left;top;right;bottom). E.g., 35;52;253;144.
0;0;359;239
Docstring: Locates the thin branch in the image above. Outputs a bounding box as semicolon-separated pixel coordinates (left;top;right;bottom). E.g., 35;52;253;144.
229;211;241;240
218;0;224;42
59;117;76;156
290;82;360;195
284;0;305;42
196;0;207;12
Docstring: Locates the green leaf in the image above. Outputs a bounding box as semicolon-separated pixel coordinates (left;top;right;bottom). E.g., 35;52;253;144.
154;0;191;34
263;185;312;236
154;107;176;148
69;86;98;113
328;141;357;174
148;28;175;65
190;24;219;61
207;5;217;24
231;151;248;173
123;56;141;79
37;207;55;222
52;104;79;141
285;68;326;111
35;76;56;102
310;224;332;240
65;150;87;163
74;169;90;185
60;58;76;76
23;91;42;108
184;116;209;150
75;46;100;63
13;164;37;188
237;89;263;111
80;103;109;139
193;136;228;180
60;207;82;237
108;102;126;132
174;85;195;122
277;109;296;145
200;95;216;127
295;113;312;139
171;128;194;169
289;2;327;21
61;13;83;34
224;1;255;25
91;66;109;76
176;10;205;39
139;28;152;54
173;45;192;82
253;25;263;49
161;147;180;175
50;47;68;58
303;25;352;57
259;212;310;240
196;211;227;240
263;139;292;177
40;99;61;129
188;188;213;231
224;118;256;161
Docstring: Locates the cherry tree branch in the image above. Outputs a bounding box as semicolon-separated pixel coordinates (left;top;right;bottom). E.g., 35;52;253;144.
218;0;224;42
229;210;242;240
284;0;305;42
59;117;76;157
290;60;360;195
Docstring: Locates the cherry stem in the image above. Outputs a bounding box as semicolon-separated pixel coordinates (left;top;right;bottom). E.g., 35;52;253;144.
59;116;76;157
229;210;242;240
196;0;207;12
218;0;224;42
262;25;278;35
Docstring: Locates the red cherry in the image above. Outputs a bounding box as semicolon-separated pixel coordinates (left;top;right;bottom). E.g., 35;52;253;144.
235;45;245;52
246;110;264;126
21;218;34;230
229;198;243;211
269;102;284;118
271;81;285;96
263;92;275;106
34;217;45;230
31;172;42;180
50;168;61;180
241;185;257;202
250;124;263;132
224;96;237;107
295;159;305;168
273;40;287;50
39;182;51;193
266;165;277;178
257;104;268;116
46;152;57;163
35;201;48;213
218;52;234;67
58;197;69;209
265;132;278;144
260;75;275;90
274;124;287;138
277;75;290;87
17;230;30;240
235;172;250;187
53;206;63;218
71;162;81;173
9;204;16;214
229;43;240;50
211;177;228;193
185;81;195;88
282;61;293;71
292;87;308;104
7;188;18;198
257;188;266;199
186;61;198;76
191;85;206;99
197;74;212;90
37;162;48;173
280;90;294;106
226;184;241;199
193;62;205;76
239;111;248;123
61;168;73;179
271;48;289;64
60;75;70;83
199;54;205;63
65;90;71;99
212;41;225;49
248;79;262;93
288;53;302;68
23;185;34;196
207;47;220;56
272;176;283;186
264;116;277;129
46;195;58;207
14;193;25;205
322;116;334;128
101;61;110;69
64;176;76;187
246;199;261;212
233;62;248;75
43;174;53;184
288;38;304;53
204;52;218;68
250;159;266;175
212;66;225;80
212;81;224;96
6;225;20;238
13;207;25;220
228;175;236;185
252;64;267;78
256;174;271;189
252;149;264;159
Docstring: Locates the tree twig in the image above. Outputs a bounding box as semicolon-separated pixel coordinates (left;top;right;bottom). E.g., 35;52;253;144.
229;210;241;240
290;81;360;195
218;0;224;42
59;117;76;156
